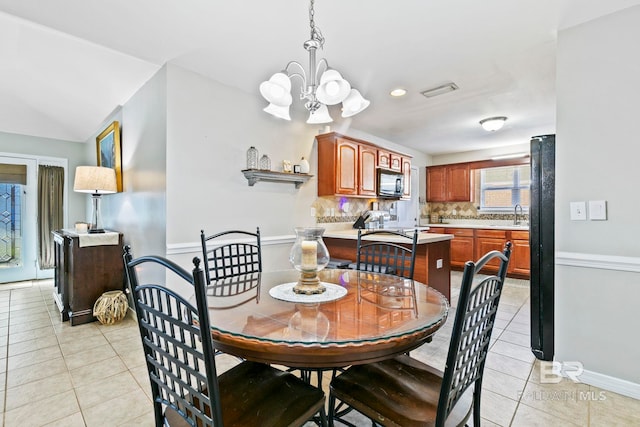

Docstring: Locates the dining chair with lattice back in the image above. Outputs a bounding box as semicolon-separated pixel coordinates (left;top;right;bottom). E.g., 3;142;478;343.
200;227;262;283
355;229;418;279
123;246;327;427
328;242;512;427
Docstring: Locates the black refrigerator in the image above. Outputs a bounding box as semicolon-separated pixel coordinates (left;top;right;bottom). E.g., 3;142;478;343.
530;134;555;361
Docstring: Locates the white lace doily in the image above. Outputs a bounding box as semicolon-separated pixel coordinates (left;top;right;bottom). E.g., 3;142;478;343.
269;282;348;303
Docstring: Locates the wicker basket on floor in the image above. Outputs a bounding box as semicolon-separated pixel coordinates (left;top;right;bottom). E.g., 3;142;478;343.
93;290;129;325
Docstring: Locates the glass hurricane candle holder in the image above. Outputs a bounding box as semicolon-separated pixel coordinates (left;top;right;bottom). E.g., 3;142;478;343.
289;227;330;294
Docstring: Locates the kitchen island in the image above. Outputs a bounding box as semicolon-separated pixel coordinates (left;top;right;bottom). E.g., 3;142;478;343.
323;229;453;301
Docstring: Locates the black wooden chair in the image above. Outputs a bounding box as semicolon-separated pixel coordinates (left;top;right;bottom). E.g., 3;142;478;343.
328;242;512;427
355;229;418;279
124;246;327;427
200;228;261;283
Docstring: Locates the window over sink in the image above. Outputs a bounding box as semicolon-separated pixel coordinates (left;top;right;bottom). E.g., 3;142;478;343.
478;164;530;212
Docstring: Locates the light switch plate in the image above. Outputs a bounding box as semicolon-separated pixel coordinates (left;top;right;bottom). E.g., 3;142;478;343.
589;200;607;220
570;201;587;221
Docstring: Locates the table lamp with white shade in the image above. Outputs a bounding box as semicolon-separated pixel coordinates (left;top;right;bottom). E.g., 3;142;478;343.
73;166;117;233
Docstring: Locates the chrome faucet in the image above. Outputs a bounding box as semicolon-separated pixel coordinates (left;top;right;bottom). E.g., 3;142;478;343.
514;204;523;225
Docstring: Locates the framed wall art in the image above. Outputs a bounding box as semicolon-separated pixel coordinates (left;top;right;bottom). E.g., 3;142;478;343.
96;120;122;192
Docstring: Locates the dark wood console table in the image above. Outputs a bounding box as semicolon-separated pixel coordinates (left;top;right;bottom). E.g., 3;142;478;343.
52;229;124;326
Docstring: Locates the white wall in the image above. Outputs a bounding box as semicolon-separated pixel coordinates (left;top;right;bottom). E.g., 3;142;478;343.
164;64;322;274
556;5;640;390
92;68;168;261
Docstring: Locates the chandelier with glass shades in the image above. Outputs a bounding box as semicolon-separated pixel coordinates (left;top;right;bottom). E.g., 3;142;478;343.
259;0;370;124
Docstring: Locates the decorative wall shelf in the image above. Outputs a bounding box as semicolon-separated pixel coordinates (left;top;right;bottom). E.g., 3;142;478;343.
241;169;313;188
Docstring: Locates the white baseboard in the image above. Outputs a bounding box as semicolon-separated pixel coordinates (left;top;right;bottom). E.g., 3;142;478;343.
579;369;640;400
556;251;640;273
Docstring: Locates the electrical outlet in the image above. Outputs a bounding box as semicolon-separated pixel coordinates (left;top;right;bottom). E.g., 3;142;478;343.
436;259;443;269
570;201;586;221
310;207;316;217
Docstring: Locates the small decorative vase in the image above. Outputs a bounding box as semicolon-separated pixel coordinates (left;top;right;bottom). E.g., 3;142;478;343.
259;154;271;171
300;157;310;174
289;227;330;294
246;146;259;169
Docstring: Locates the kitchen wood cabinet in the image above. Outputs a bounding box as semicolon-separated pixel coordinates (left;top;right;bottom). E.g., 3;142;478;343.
359;144;377;196
445;228;474;269
401;157;412;199
446;163;471;201
378;150;391;169
427;226;530;278
317;132;412;198
53;230;125;326
475;229;507;274
426;166;447;202
318;134;358;196
390;153;402;172
509;230;530;276
426;163;471;202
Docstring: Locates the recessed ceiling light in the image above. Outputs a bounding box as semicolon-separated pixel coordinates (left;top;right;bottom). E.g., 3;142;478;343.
420;82;458;98
479;116;508;131
390;88;407;97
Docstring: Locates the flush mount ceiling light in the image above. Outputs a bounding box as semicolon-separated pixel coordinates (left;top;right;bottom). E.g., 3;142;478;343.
259;0;369;124
390;88;407;97
479;116;508;132
420;82;458;98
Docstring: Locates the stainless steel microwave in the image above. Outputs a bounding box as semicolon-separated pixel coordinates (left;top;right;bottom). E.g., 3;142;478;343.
377;169;404;198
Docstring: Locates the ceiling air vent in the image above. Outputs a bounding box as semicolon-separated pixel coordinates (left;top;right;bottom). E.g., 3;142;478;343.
421;82;459;98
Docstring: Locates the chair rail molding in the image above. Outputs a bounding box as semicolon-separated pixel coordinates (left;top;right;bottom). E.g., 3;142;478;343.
167;234;296;255
556;251;640;273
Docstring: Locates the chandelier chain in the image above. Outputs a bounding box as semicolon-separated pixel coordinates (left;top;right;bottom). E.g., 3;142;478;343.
308;0;324;48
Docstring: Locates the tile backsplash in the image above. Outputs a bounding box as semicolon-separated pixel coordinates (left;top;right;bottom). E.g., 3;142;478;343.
422;202;528;223
312;198;528;224
313;197;398;224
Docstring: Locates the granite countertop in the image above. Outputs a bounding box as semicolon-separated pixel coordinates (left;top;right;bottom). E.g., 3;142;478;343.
423;223;530;231
323;229;453;244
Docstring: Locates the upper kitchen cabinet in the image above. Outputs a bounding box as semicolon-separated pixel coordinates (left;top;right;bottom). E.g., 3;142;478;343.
377;150;401;172
334;137;358;195
318;133;366;196
359;144;377;196
426;165;446;202
390;153;402;172
427;163;471;202
377;149;391;169
317;132;411;198
401;157;411;199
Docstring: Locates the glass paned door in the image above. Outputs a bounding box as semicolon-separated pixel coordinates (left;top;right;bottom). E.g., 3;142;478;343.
0;183;22;267
0;157;36;283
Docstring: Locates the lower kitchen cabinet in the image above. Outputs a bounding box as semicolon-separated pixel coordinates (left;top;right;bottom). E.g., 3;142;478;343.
53;230;125;326
445;228;474;269
475;229;508;274
428;226;530;278
509;231;531;276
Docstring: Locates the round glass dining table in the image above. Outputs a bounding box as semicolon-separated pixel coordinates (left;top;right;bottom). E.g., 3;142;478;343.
202;269;449;368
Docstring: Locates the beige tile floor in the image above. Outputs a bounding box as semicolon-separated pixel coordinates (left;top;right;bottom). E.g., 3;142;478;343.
1;275;638;427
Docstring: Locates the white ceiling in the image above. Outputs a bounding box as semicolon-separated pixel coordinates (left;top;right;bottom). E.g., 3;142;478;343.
1;0;639;154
